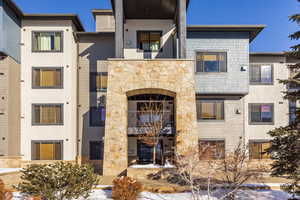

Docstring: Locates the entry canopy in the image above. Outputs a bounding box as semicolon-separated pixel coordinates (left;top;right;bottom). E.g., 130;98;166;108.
111;0;190;19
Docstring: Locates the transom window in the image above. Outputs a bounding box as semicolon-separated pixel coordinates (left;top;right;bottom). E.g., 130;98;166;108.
250;64;273;84
90;106;106;126
196;99;224;120
89;141;103;160
249;141;271;159
196;52;227;72
32;31;63;52
90;73;108;91
249;103;274;124
32;141;63;160
32;104;64;125
137;31;162;52
32;68;63;88
199;139;225;160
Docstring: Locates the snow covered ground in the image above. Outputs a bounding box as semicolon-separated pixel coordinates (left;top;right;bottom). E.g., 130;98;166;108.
0;168;21;174
12;189;295;200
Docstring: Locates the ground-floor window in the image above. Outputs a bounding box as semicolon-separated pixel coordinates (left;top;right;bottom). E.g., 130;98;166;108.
89;141;103;160
31;140;63;160
199;139;225;160
249;140;271;159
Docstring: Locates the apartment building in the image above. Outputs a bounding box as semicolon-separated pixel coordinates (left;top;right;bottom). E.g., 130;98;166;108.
0;0;299;176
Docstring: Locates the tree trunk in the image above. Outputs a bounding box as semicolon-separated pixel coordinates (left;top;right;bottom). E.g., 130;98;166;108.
153;145;156;165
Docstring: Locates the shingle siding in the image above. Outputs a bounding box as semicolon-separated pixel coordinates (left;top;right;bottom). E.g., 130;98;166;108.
187;31;250;94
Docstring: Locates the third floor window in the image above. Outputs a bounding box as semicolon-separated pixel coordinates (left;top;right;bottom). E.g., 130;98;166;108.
250;64;273;85
196;52;227;73
32;31;63;52
137;31;162;52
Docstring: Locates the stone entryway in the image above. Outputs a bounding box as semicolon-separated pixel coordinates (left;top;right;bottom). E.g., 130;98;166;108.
103;59;198;176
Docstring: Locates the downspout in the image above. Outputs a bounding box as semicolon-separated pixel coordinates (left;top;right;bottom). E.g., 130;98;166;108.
73;32;80;164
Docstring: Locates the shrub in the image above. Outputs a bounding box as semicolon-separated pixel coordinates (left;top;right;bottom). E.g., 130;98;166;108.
15;162;99;200
0;178;12;200
112;176;142;200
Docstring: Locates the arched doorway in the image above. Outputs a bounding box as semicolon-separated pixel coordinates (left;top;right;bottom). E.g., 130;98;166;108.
127;91;175;167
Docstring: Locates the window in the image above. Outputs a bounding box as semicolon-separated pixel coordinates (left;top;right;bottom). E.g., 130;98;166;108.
32;31;63;52
249;141;271;159
90;106;106;126
89;141;103;160
199;139;225;160
249;104;274;124
196;99;224;120
32;141;63;160
250;64;273;84
137;31;162;52
196;52;227;72
90;73;108;91
32;104;64;125
32;68;63;88
289;101;297;125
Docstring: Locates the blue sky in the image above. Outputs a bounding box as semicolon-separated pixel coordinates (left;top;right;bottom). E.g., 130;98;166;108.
14;0;299;52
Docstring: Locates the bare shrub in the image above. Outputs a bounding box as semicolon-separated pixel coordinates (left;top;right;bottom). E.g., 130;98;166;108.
0;179;12;200
112;176;142;200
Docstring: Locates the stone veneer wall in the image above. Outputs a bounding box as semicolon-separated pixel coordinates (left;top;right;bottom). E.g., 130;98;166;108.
103;59;198;176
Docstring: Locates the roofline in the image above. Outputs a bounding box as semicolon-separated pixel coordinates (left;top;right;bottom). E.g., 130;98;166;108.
187;25;266;42
250;52;286;56
3;0;23;18
91;9;113;19
22;13;85;31
76;31;114;36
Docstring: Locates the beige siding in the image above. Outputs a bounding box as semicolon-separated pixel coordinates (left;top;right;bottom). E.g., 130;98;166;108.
95;13;115;32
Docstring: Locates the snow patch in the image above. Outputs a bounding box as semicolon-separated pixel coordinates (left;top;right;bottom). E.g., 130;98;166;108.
130;162;175;169
0;168;21;174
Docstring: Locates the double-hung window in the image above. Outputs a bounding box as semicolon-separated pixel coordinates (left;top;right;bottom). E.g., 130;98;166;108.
89;141;103;160
32;104;64;125
249;141;271;159
137;31;162;52
32;31;63;52
90;106;106;126
199;139;225;160
31;140;63;160
196;52;227;72
249;103;274;124
90;72;108;92
250;64;273;84
196;99;224;120
32;67;63;88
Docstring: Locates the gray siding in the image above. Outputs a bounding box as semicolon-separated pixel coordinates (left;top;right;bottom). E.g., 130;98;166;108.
187;31;250;94
78;34;115;162
0;0;21;62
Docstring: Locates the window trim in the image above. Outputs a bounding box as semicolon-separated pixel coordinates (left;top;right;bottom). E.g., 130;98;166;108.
195;51;228;73
32;31;64;53
32;67;64;89
90;72;108;92
199;138;226;160
248;103;274;125
136;30;163;52
31;140;64;160
249;140;271;160
89;141;104;160
197;99;225;121
32;103;64;126
89;106;106;127
249;63;274;85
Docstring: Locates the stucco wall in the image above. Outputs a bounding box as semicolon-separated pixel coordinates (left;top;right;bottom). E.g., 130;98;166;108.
103;59;198;176
196;96;245;151
20;20;78;161
123;20;176;59
95;13;115;32
0;0;21;62
78;34;115;163
245;56;290;142
187;31;249;94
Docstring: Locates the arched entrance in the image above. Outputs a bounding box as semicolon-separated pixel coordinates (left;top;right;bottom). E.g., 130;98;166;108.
127;92;176;167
